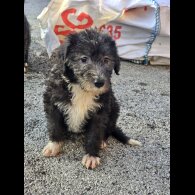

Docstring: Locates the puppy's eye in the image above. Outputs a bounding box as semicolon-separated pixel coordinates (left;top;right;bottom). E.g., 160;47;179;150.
80;56;88;63
104;57;111;64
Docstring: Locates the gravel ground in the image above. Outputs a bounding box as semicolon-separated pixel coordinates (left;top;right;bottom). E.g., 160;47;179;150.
24;0;170;194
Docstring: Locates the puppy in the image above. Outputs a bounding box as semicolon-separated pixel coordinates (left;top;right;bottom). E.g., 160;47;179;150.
43;29;141;169
24;14;31;73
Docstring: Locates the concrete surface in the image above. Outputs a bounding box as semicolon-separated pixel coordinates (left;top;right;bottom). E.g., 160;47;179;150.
24;0;170;194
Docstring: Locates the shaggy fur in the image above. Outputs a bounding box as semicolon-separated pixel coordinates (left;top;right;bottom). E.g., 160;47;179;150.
24;14;31;73
43;29;141;169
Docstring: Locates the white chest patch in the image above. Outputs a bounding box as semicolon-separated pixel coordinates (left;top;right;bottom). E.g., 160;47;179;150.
55;85;101;133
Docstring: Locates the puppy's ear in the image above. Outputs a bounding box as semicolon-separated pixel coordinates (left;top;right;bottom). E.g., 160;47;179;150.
114;56;121;75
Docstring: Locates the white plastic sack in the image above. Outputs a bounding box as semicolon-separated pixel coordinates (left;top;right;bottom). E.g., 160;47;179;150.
148;2;170;65
103;4;160;63
37;0;162;64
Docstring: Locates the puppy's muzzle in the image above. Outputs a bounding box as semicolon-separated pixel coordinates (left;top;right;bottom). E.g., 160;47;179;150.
94;79;105;88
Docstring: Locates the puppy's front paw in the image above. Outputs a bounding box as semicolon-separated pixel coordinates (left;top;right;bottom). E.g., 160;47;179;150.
82;154;100;169
42;141;64;157
128;139;142;146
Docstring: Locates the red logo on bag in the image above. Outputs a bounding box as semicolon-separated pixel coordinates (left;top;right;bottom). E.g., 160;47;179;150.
61;8;93;29
54;8;93;43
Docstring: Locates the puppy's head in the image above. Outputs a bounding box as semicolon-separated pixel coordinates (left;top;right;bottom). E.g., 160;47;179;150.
58;29;120;94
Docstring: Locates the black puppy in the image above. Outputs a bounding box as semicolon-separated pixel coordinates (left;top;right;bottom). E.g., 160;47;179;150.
24;14;31;73
43;29;141;169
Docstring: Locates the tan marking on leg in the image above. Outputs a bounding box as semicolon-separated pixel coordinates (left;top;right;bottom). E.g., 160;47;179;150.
24;63;28;67
128;139;142;146
42;141;64;157
24;67;27;73
100;141;107;149
82;154;100;169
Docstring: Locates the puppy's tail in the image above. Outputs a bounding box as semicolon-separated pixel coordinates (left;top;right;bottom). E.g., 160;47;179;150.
112;127;142;146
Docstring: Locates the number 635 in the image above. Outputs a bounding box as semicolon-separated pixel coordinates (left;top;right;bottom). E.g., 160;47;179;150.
99;25;122;40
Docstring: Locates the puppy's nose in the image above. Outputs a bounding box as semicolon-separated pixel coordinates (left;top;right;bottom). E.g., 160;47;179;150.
94;79;105;88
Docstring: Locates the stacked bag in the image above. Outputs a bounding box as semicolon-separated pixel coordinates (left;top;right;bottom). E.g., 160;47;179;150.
37;0;170;65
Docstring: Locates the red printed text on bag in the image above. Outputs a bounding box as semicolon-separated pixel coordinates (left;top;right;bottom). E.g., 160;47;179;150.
99;25;122;40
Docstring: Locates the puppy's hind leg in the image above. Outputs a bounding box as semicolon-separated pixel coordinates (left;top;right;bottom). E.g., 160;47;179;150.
100;141;107;149
112;127;142;146
109;98;141;146
100;131;110;149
